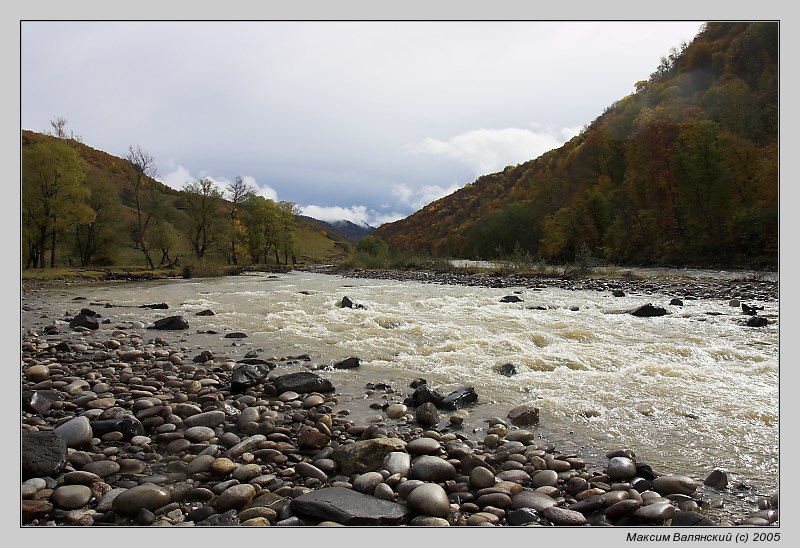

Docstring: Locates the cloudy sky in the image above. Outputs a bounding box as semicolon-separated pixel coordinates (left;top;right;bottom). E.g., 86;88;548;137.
21;20;704;226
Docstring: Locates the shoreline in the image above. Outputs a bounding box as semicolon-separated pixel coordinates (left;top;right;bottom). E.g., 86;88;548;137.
19;271;780;527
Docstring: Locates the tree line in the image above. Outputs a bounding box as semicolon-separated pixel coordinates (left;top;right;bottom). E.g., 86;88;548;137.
21;123;300;270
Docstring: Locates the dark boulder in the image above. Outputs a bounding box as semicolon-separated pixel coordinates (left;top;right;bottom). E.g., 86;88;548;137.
90;417;145;441
272;371;335;394
290;486;411;525
340;296;368;310
440;386;478;411
507;404;540;426
193;350;214;363
409;378;427;389
152;315;189;330
224;332;248;338
612;290;625;298
79;308;98;316
140;303;169;309
742;303;763;316
630;304;667;317
670;298;684;306
196;309;216;316
500;295;523;303
230;363;273;393
333;356;360;369
746;316;769;327
415;402;440;426
405;384;444;408
21;430;68;479
495;363;519;377
69;313;99;330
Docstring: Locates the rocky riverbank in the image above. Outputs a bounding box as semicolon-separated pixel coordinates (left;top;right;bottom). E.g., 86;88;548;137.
20;303;779;528
329;267;779;303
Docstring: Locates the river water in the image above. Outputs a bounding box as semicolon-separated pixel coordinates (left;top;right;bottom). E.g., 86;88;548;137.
21;269;779;498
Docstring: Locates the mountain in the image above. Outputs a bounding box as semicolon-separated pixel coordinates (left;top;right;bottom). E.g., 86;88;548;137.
375;22;778;269
298;216;376;242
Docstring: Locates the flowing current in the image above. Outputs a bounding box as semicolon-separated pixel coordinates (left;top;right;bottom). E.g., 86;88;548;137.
22;270;779;496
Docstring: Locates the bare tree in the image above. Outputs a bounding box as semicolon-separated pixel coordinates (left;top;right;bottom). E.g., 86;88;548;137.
125;145;159;269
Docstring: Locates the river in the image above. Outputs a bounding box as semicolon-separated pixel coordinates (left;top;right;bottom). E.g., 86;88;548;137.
20;268;779;501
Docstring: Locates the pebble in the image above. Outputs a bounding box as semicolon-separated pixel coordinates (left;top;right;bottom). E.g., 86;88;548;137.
406;482;452;518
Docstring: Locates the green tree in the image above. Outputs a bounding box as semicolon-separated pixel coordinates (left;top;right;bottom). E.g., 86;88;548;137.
73;174;124;266
242;195;279;264
355;234;389;257
275;201;299;265
151;218;180;267
225;176;256;265
22;141;93;268
182;178;225;259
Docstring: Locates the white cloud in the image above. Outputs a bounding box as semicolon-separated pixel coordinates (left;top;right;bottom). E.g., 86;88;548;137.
158;165;278;200
160;164;193;191
392;183;461;211
416;127;568;177
300;204;405;228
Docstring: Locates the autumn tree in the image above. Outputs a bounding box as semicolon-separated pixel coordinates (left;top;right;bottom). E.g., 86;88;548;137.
22;141;93;268
182;178;225;259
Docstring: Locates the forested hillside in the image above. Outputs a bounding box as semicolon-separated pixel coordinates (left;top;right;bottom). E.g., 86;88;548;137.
21;130;346;270
376;22;778;268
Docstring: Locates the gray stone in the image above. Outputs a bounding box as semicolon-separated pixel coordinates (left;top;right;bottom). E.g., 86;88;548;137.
605;499;641;521
81;460;120;478
296;461;328;482
634;501;676;522
224;434;267;460
290;486;412;525
542;506;588;526
112;483;172;516
214;483;257;512
511;490;558;512
183;410;226;428
651;474;697;496
383;451;411;477
54;416;94;448
607;456;637;481
409;455;457;482
407;437;441;455
406;482;452;518
470;466;496;489
530;469;558;488
352;472;385;495
51;485;92;510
